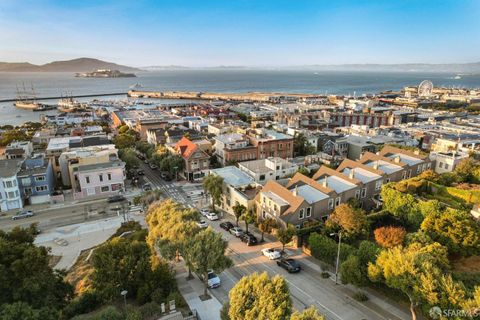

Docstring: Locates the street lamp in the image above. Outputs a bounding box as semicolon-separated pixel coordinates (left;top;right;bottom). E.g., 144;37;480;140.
330;231;342;285
120;290;128;309
173;166;178;181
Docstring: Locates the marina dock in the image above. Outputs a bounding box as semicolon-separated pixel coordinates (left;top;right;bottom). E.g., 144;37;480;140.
0;92;127;103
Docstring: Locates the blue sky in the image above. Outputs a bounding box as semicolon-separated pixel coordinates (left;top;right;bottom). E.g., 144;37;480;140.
0;0;478;66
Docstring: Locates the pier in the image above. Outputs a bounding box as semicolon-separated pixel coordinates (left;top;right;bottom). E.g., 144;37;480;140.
0;92;127;103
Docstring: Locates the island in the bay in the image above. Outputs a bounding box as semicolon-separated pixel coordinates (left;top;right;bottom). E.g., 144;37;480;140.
75;69;136;78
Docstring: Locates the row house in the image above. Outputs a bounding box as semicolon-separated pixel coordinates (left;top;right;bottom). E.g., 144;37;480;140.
254;145;432;228
0;160;22;211
17;155;55;205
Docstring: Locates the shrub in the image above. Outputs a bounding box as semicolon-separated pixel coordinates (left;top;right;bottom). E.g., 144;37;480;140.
321;272;330;279
165;291;186;309
62;291;103;319
353;292;369;302
138;302;161;318
308;233;356;266
374;226;406;248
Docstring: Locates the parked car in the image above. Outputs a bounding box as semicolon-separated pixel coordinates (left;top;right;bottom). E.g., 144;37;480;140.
142;183;152;191
137;154;145;160
229;227;244;237
12;210;34;220
219;221;234;231
262;248;281;260
107;195;126;203
240;232;258;246
276;258;301;273
149;163;158;170
160;172;172;181
199;208;210;216
206;212;219;221
196;220;208;228
200;270;221;289
136;169;145;176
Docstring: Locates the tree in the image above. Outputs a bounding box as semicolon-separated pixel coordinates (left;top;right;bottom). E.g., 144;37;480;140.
381;185;423;229
232;202;246;227
368;242;452;320
277;225;296;253
242;209;256;233
258;217;276;242
0;227;73;318
114;134;136;150
91;234;176;304
146;199;199;270
420;208;480;256
290;306;325;320
293;133;316;157
118;148;140;170
203;174;224;212
454;158;477;183
296;167;310;177
325;204;368;239
340;241;380;287
228;272;291;320
374;226;406;248
160;155;185;179
186;228;233;297
0;129;31;146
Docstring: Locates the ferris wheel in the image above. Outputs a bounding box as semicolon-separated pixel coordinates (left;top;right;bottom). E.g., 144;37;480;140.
418;80;433;97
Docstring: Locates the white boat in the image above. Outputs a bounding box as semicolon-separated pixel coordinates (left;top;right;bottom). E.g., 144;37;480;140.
454;75;461;79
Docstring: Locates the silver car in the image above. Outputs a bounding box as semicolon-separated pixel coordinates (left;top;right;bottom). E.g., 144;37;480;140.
12;210;34;220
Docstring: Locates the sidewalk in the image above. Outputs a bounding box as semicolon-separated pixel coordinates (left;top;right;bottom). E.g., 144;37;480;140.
174;262;222;320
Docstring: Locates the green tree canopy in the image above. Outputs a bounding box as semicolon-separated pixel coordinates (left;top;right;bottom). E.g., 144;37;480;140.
277;225;296;252
293;133;316;157
232;202;247;226
290;306;325;320
325;203;369;239
258;217;277;242
203;174;224;212
228;272;292;320
186;228;233;297
118;148;140;170
114;133;136;150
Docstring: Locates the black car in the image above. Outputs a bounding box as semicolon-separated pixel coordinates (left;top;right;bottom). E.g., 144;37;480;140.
137;154;145;160
137;169;145;176
219;221;234;231
160;172;172;181
276;258;301;273
240;233;258;246
107;195;127;203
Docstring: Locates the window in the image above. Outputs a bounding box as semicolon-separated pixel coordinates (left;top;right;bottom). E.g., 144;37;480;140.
299;208;305;219
21;178;31;185
335;197;341;206
107;173;112;180
402;171;408;179
101;186;109;192
35;186;48;192
262;210;266;219
328;199;334;209
444;164;449;170
439;162;443;168
7;191;15;199
416;166;421;174
24;187;32;195
99;174;103;182
355;190;361;199
4;181;12;188
306;207;311;217
375;181;382;191
385;178;390;183
259;174;265;181
427;163;431;169
35;175;46;182
361;188;367;198
85;176;90;184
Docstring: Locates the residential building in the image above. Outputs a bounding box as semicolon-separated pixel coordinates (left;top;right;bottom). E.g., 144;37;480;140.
17;155;55;205
0;159;22;211
238;157;298;184
173;137;210;181
214;133;257;165
210;166;258;216
378;146;433;179
5;141;33;160
71;154;125;200
430;151;469;174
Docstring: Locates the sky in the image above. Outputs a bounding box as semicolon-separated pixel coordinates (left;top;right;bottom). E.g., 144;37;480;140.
0;0;479;67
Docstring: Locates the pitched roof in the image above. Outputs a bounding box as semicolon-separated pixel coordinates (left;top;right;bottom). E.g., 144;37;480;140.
379;145;427;160
312;166;362;185
336;159;385;176
175;137;199;160
286;172;334;195
256;180;306;216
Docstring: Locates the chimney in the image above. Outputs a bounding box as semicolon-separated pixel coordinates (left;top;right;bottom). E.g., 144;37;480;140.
322;177;327;187
373;161;379;170
293;185;298;196
394;156;401;163
414;149;420;155
349;168;355;179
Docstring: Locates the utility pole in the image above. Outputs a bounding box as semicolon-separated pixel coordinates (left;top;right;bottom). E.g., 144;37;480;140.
330;231;342;285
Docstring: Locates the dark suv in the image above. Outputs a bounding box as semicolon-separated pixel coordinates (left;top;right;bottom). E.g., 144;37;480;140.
220;221;234;231
240;232;258;246
276;258;301;273
107;195;126;203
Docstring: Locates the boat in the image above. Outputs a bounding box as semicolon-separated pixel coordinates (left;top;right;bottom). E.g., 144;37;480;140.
454;75;461;80
57;96;88;112
14;83;55;111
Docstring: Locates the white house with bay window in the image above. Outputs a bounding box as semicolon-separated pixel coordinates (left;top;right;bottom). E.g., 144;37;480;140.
0;160;22;211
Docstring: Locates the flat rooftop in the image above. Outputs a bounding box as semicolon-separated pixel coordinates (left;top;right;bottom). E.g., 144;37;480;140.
364;160;403;175
210;166;254;187
262;191;289;206
295;185;329;204
317;175;357;193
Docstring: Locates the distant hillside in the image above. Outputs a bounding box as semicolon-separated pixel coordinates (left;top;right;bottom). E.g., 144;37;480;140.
0;58;141;72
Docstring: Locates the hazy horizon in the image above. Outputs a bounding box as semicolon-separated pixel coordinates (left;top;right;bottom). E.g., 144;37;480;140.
0;0;478;67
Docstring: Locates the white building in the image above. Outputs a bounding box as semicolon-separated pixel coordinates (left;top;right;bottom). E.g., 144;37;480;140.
238;157;298;184
430;151;469;174
0;160;22;211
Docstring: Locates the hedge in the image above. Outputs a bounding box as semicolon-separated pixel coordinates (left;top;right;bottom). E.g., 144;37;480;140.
308;232;356;266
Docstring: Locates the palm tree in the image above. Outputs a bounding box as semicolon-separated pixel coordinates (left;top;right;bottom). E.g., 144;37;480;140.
202;174;224;212
258;217;277;242
232;202;246;226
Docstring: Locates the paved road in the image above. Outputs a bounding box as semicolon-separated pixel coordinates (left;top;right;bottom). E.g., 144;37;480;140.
202;216;408;320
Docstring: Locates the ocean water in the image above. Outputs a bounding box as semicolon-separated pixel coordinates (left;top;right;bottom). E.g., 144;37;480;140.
0;70;479;125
